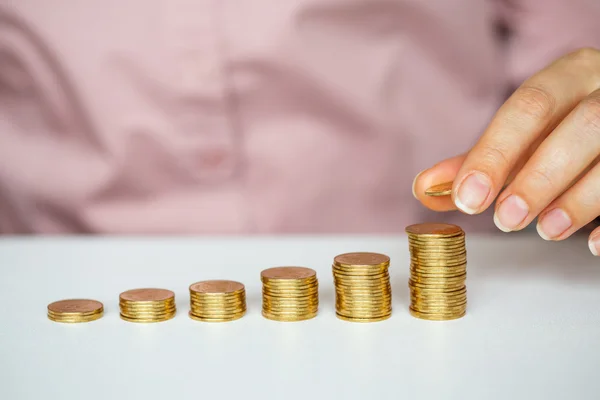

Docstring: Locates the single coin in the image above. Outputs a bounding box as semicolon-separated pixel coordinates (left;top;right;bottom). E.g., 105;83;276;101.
333;252;390;268
48;299;103;315
332;268;389;277
335;306;392;315
262;286;319;294
405;223;463;236
120;313;176;323
335;312;391;323
261;267;316;281
262;310;318;322
424;181;453;197
189;311;245;322
47;309;103;318
409;307;466;321
190;301;246;309
262;283;319;292
189;280;245;294
120;288;174;302
190;296;240;303
190;308;247;317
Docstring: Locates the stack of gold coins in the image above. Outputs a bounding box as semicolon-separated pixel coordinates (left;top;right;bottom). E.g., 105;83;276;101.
406;223;467;320
47;299;104;323
332;252;392;322
189;280;246;322
261;267;319;322
119;288;176;323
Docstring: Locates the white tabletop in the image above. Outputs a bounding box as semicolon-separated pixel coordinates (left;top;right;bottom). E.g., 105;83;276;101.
1;234;599;400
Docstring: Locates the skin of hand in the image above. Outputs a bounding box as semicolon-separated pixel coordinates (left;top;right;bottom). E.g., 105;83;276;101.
413;48;600;256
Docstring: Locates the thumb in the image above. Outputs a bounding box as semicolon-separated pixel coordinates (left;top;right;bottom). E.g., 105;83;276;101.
412;154;467;212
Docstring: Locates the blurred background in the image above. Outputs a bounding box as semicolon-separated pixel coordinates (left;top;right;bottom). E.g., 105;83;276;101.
0;1;598;234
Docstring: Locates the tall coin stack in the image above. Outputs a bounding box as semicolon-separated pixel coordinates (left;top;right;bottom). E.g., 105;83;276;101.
189;280;247;322
261;267;319;322
119;288;177;323
47;299;104;323
406;223;467;320
332;252;392;322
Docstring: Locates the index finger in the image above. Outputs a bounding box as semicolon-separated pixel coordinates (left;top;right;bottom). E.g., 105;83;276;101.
453;48;600;215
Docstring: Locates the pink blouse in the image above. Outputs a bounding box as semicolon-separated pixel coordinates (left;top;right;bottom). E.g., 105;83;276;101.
0;0;599;234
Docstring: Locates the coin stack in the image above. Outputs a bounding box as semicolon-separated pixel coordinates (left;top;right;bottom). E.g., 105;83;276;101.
119;288;177;323
189;280;247;322
406;223;467;321
332;252;392;322
261;267;319;322
47;299;104;323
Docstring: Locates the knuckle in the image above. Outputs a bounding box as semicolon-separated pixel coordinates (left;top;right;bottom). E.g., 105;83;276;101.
567;47;600;65
527;166;556;191
579;95;600;133
478;143;512;170
565;48;600;87
511;86;556;121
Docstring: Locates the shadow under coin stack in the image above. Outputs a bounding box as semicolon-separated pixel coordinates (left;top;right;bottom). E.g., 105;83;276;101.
261;267;319;321
333;252;392;322
406;223;467;320
189;280;246;322
119;288;177;323
47;299;104;323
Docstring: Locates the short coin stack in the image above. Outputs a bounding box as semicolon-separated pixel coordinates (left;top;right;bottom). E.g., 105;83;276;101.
119;288;176;323
406;223;467;320
333;252;392;322
189;280;246;322
261;267;319;322
47;299;104;323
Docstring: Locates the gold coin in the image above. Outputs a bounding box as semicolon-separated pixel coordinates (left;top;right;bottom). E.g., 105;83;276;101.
47;313;104;323
189;310;245;322
47;299;104;323
263;293;318;302
336;308;392;316
408;236;465;244
333;252;390;268
190;308;247;317
262;282;318;290
119;302;176;310
190;296;246;305
47;309;103;319
262;310;318;321
189;280;245;294
334;281;391;288
120;312;176;323
120;288;175;302
335;294;391;301
409;307;466;320
411;273;466;282
261;267;316;281
263;303;319;311
335;312;391;323
405;223;463;236
424;181;453;197
48;299;103;314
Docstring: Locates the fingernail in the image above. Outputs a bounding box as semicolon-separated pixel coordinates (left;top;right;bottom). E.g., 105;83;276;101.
537;209;572;240
494;195;529;232
590;236;599;256
455;172;491;214
412;170;425;200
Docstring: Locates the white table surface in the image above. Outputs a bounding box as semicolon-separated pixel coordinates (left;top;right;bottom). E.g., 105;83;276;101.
1;234;599;400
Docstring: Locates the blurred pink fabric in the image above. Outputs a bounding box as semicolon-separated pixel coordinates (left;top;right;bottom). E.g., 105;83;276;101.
0;0;599;234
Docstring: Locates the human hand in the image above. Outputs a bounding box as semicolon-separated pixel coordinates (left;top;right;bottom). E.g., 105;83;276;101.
413;48;600;256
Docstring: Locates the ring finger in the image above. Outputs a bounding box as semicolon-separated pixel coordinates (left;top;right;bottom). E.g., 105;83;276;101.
536;158;600;240
493;89;600;232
